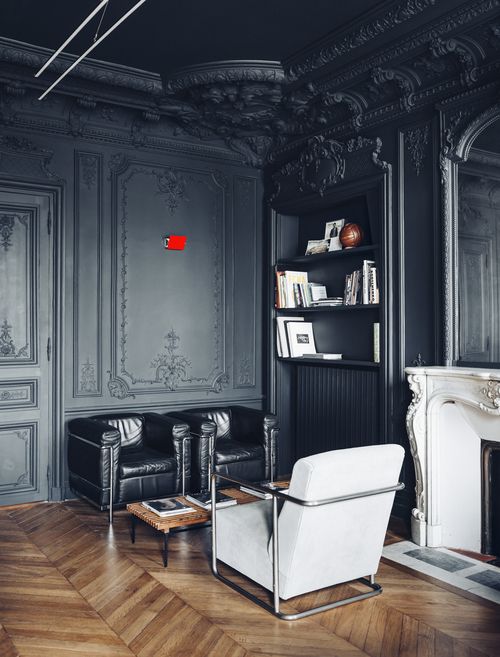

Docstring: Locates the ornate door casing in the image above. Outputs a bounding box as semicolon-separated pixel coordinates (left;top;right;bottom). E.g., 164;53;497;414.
0;185;53;505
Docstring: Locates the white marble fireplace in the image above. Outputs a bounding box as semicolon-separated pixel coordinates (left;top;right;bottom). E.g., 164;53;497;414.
406;366;500;552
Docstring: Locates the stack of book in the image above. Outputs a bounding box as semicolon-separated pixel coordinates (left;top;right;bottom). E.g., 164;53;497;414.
310;296;343;307
275;270;329;308
344;260;379;306
276;316;342;360
185;490;237;509
142;498;196;517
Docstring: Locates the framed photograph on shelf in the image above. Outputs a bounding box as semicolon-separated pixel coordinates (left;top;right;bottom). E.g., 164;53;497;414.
286;321;316;357
305;239;330;255
324;219;345;251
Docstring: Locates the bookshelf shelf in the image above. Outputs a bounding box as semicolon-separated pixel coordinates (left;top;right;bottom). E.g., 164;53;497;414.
277;357;380;369
275;304;379;313
277;243;379;268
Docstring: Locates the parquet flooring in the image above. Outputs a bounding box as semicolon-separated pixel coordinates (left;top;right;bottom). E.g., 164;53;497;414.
0;501;498;657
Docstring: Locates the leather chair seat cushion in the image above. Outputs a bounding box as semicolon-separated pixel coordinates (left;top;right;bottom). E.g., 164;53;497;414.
119;447;176;479
215;441;264;465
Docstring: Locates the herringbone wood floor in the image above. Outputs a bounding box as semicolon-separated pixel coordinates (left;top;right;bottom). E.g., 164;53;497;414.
0;501;498;657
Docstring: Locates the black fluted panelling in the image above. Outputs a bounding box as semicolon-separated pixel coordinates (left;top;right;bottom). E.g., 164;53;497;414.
295;366;380;458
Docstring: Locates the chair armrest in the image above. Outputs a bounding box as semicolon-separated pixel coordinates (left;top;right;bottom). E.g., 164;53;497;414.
229;407;279;480
143;413;190;453
67;417;121;446
143;413;191;494
67;418;121;496
212;471;404;506
166;411;216;492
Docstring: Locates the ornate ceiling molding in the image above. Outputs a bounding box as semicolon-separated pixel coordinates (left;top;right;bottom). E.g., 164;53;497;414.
0;0;498;168
285;0;437;80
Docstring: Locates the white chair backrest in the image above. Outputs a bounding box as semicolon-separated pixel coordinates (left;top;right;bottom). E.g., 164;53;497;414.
273;444;404;599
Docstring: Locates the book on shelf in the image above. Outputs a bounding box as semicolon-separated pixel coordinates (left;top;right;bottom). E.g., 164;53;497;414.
310;296;344;307
185;490;237;509
373;322;380;363
344;260;379;306
240;481;289;499
141;498;196;517
276;315;304;358
286;321;316;357
276;271;331;309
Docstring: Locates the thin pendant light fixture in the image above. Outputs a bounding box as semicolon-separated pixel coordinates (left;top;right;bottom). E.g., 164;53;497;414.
37;0;147;101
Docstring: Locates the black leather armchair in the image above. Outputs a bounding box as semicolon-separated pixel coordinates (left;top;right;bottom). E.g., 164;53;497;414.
67;412;191;521
167;406;279;491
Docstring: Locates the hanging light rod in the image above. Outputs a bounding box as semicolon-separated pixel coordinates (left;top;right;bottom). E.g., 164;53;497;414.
35;0;110;78
37;0;147;101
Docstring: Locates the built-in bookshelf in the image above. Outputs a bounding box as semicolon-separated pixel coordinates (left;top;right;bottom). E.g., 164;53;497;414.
267;137;392;469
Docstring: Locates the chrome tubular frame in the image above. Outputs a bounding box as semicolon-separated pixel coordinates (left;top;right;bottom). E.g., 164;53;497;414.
210;472;404;621
70;434;114;524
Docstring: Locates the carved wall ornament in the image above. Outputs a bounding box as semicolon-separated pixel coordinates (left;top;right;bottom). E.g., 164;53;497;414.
404;124;430;175
151;329;192;391
237;355;253;387
412;353;427;366
107;372;135;399
108;152;129;176
79;358;97;394
0;133;61;180
76;95;97;110
479;380;500;415
0;214;15;250
80;155;98;190
0;320;28;358
155;169;189;214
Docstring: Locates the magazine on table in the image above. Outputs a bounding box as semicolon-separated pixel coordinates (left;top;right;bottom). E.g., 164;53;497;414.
185;490;237;509
239;481;289;499
141;497;196;517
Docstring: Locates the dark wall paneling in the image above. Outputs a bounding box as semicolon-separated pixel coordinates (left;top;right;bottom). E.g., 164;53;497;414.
233;176;258;389
295;365;379;460
400;120;435;369
73;151;102;397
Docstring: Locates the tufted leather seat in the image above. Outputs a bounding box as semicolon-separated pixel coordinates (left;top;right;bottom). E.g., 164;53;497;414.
68;411;191;518
167;406;279;491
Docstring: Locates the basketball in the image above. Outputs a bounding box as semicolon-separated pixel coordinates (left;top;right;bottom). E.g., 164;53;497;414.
339;223;363;248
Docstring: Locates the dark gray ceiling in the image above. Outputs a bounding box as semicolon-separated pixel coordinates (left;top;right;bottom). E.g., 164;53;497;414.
1;0;385;76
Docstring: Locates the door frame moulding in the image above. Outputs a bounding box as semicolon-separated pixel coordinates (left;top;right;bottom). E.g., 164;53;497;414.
0;176;64;502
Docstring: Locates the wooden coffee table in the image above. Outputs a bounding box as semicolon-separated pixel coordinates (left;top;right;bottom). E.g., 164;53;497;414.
127;487;263;567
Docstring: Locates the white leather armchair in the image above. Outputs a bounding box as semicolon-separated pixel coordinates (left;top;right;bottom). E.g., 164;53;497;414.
211;444;405;620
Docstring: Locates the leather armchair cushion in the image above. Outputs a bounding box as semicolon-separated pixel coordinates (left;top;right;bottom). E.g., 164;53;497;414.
119;447;176;479
205;409;232;442
94;414;144;450
215;441;264;465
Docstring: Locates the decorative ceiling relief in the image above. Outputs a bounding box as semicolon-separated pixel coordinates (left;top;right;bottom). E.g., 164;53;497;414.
0;1;498;167
270;135;388;204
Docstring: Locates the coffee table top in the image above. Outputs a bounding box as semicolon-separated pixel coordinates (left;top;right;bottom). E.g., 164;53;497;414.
127;486;268;533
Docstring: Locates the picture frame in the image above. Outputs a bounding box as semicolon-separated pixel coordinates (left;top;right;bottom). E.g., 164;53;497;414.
324;219;345;251
286;321;317;357
305;239;330;255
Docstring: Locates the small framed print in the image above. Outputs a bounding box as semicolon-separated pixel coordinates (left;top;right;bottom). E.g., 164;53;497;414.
305;239;330;255
324;219;345;251
285;321;317;357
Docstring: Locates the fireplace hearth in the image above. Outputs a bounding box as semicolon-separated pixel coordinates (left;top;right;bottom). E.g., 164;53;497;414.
482;440;500;563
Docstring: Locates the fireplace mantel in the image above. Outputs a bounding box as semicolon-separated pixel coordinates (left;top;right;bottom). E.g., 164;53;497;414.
405;366;500;550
